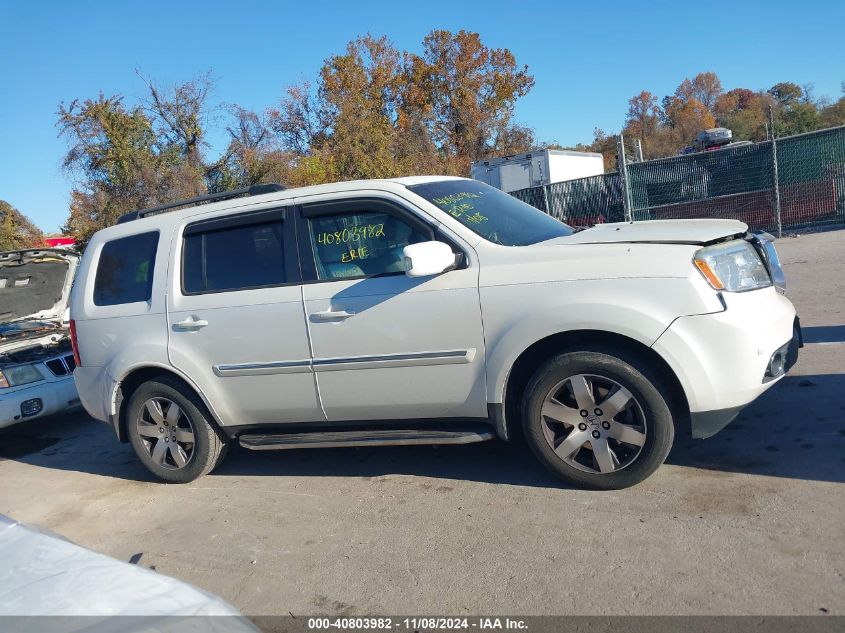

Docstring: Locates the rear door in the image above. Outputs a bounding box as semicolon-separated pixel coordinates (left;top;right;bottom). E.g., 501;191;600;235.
167;206;323;427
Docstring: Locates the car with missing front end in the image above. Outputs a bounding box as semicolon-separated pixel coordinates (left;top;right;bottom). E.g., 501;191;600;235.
1;248;81;429
69;178;801;489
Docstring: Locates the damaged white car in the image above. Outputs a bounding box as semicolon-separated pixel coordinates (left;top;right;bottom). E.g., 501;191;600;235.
0;248;81;429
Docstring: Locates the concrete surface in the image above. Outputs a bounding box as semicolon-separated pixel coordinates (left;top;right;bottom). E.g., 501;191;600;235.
1;230;843;616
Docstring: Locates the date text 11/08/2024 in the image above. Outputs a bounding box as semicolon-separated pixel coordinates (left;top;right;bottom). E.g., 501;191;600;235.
306;617;528;630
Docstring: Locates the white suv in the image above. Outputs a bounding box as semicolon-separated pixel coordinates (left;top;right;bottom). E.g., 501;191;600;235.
69;177;801;489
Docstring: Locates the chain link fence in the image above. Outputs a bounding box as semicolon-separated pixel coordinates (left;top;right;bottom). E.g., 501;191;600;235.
510;125;845;235
512;173;626;224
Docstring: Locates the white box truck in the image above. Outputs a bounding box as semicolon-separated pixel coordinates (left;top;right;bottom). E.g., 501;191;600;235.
471;149;605;193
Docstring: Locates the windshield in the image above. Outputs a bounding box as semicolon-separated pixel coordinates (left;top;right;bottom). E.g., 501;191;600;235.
408;179;572;246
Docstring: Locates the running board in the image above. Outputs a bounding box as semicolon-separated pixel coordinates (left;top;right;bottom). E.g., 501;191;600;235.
238;427;495;451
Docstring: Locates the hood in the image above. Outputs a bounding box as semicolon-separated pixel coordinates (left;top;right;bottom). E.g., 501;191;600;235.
547;219;748;246
0;249;79;327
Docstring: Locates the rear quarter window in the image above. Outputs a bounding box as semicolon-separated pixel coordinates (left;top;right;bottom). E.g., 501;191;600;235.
93;232;159;306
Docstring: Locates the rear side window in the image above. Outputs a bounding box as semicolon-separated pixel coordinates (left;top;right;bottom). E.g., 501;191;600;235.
93;232;159;306
182;219;286;294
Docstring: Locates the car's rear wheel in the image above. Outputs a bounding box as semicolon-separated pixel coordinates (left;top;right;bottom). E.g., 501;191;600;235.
127;377;227;483
522;347;674;490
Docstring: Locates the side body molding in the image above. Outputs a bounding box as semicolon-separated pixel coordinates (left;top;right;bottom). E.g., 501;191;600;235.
213;349;475;377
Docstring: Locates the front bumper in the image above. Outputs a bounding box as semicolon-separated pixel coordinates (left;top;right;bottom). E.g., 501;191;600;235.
688;319;801;438
0;376;81;430
652;287;800;438
688;406;746;439
690;317;804;439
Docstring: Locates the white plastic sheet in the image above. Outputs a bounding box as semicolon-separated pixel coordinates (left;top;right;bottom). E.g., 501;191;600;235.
0;515;259;632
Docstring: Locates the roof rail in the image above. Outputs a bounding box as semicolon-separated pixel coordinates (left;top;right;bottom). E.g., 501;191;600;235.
117;183;286;224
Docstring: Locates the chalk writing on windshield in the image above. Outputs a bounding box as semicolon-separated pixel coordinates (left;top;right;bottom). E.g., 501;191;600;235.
316;223;386;245
340;246;369;263
431;192;489;225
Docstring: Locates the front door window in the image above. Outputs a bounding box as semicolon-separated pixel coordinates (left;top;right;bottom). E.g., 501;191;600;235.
307;210;428;280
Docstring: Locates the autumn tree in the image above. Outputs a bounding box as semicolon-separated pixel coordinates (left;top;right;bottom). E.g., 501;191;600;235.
209;106;296;192
654;94;715;150
269;81;327;157
623;91;661;150
58;75;216;247
617;71;843;158
59;94;161;245
320;34;406;180
267;35;410;184
675;71;723;111
716;88;756;113
58;30;538;245
268;81;339;186
768;82;803;107
820;90;845;128
0;200;44;251
662;72;721;145
407;30;535;173
776;101;821;136
714;89;775;141
268;30;536;182
588;129;618;171
140;71;214;184
667;97;716;144
764;82;822;136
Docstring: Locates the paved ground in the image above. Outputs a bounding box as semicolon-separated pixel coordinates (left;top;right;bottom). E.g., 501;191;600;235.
1;230;843;616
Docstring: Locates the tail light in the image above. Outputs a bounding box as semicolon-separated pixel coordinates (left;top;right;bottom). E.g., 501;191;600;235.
69;319;82;368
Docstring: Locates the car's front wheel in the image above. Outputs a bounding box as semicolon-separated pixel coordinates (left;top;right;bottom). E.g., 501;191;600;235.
522;347;675;490
127;377;227;483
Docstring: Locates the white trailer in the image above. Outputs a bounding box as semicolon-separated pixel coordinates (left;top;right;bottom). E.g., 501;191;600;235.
471;149;605;193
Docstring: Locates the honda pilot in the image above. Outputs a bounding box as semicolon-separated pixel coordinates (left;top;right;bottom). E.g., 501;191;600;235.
69;177;801;489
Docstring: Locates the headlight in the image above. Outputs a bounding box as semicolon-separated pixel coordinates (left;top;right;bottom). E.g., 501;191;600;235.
0;364;44;388
693;239;772;292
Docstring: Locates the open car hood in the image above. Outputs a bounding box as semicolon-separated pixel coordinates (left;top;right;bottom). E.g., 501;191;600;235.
0;248;79;326
547;219;749;246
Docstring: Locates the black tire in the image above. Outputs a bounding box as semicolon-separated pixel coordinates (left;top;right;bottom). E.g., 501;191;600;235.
126;376;227;483
522;346;675;490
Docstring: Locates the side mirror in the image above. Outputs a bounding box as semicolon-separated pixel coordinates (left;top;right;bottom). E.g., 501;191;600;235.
403;241;457;278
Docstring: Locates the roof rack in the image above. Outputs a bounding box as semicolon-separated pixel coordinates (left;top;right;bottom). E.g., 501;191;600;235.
117;183;286;224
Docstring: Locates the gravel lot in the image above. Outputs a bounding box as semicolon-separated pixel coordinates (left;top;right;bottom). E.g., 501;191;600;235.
1;229;843;617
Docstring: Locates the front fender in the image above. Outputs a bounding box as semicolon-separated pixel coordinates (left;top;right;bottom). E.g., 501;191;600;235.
481;277;723;404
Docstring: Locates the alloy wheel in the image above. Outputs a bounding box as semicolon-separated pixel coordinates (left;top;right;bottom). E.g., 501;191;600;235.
540;373;647;474
136;397;196;470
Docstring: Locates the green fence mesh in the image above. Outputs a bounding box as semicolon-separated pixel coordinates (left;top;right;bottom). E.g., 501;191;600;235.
775;126;845;230
510;184;548;213
628;141;777;231
510;125;845;234
512;172;625;225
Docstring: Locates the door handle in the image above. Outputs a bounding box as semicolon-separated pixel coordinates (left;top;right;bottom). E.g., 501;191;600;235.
173;317;209;331
311;309;355;322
